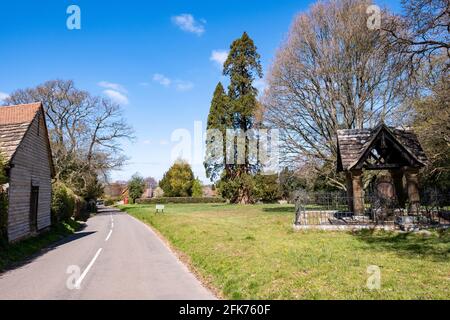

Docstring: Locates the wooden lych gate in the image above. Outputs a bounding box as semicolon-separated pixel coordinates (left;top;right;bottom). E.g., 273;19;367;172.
337;123;428;215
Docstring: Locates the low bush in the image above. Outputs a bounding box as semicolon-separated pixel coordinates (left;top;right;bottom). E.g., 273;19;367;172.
51;183;76;224
104;199;114;206
135;197;225;204
0;191;8;245
0;155;9;244
73;197;95;222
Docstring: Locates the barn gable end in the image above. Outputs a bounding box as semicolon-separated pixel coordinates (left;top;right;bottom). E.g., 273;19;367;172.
0;103;54;242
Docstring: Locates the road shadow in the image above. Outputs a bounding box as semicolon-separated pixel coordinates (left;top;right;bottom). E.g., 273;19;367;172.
1;225;96;274
351;229;449;262
96;206;126;216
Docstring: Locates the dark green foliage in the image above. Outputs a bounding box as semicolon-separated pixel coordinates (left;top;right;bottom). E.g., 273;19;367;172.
254;174;282;203
103;198;114;206
135;197;225;204
224;32;263;101
73;197;96;222
205;32;263;203
204;82;232;181
51;182;76;224
192;178;203;198
217;173;255;204
128;173;146;204
0;155;8;244
159;160;195;197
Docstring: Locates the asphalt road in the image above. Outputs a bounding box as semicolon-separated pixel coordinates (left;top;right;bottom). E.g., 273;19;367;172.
0;206;215;300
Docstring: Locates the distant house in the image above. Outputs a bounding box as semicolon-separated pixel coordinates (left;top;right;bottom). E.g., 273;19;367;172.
202;185;217;197
121;187;129;204
142;187;153;199
0;103;55;242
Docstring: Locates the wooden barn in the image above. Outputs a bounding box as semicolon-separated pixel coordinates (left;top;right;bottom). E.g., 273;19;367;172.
0;102;55;242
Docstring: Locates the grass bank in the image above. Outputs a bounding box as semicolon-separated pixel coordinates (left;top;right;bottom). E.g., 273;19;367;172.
119;203;449;300
0;219;82;272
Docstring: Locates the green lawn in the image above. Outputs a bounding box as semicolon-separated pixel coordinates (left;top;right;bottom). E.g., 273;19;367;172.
118;203;449;300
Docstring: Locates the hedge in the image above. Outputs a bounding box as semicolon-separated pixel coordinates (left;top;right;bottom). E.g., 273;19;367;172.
0;191;8;245
135;197;226;204
51;183;76;224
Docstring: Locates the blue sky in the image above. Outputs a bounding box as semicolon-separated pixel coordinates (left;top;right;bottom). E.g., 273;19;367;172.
0;0;402;183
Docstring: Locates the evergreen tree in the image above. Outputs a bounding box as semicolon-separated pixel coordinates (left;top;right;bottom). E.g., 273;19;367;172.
224;32;263;203
204;82;232;181
128;173;146;204
191;178;203;198
205;32;263;204
159;160;195;197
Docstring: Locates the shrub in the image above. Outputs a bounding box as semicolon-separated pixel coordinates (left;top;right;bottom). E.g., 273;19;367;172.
0;155;8;244
128;173;146;204
153;187;164;198
104;199;114;206
0;191;8;245
73;197;97;222
51;183;76;224
192;178;203;198
218;173;255;203
254;174;282;203
159;160;195;197
135;197;225;204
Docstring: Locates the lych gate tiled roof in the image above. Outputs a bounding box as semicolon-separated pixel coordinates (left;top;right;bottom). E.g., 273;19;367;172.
0;103;42;162
337;124;427;172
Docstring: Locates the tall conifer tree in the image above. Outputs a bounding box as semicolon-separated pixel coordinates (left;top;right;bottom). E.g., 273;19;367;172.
204;32;263;203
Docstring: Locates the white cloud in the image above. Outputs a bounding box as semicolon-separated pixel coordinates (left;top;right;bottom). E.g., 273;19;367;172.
171;14;205;36
175;80;194;92
152;74;193;92
98;81;127;93
210;50;228;68
0;92;9;103
159;139;169;145
103;89;129;105
98;81;129;105
143;139;151;145
153;73;171;87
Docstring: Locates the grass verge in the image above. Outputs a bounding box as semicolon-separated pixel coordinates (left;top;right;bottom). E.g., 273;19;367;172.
0;219;82;272
119;203;450;300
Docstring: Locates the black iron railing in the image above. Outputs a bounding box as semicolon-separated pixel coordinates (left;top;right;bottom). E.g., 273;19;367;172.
293;191;449;228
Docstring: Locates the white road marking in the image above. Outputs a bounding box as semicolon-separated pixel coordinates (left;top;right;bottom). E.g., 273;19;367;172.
111;221;114;229
105;229;113;242
75;248;103;289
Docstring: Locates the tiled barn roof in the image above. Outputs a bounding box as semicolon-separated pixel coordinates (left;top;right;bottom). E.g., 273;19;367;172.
0;103;42;162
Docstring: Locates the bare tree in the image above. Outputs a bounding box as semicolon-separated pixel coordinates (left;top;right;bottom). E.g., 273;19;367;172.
383;0;449;71
263;0;410;189
5;80;134;198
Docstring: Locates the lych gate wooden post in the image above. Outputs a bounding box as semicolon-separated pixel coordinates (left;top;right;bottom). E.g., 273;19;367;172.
345;172;353;213
351;170;364;215
405;168;421;214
